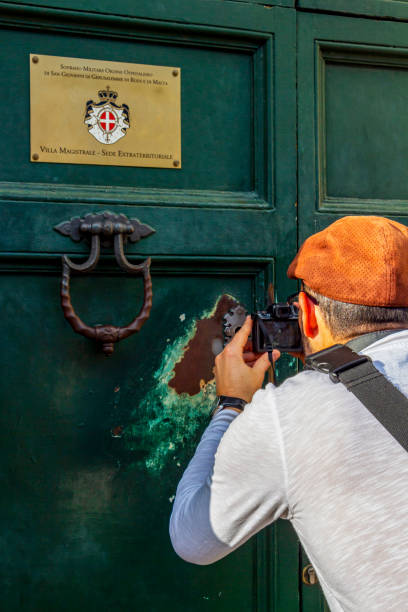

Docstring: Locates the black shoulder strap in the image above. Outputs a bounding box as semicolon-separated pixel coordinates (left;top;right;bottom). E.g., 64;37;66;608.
305;342;408;453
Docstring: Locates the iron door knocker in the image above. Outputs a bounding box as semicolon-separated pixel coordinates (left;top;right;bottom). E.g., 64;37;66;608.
54;211;155;355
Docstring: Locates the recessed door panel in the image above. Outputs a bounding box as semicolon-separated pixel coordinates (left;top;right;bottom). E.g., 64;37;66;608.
298;11;408;241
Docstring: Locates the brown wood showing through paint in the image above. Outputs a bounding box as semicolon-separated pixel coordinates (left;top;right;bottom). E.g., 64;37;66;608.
169;295;239;395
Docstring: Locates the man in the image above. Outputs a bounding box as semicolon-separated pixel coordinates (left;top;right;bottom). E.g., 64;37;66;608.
170;216;408;611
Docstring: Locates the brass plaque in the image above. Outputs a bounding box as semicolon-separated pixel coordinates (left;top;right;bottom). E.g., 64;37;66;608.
30;54;181;168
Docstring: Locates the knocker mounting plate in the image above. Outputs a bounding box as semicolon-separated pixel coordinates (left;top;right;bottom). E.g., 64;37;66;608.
54;211;155;355
55;211;155;249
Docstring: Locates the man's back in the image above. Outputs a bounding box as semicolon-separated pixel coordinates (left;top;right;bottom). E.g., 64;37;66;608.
274;330;408;611
171;330;408;612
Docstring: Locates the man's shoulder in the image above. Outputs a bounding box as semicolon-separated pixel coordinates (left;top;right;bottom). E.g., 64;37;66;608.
279;368;335;395
237;369;352;455
275;368;337;399
246;367;351;432
247;368;337;417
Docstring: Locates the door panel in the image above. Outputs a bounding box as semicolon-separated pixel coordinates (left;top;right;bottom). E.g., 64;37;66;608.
0;2;298;610
323;48;408;201
298;11;408;609
0;266;266;611
3;28;253;191
298;11;408;244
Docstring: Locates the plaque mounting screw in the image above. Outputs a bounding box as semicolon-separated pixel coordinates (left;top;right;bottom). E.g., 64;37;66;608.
172;69;179;77
32;153;39;161
173;160;180;167
32;56;39;64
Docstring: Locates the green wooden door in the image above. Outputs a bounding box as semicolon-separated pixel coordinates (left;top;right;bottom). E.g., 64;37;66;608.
298;8;408;610
0;1;299;610
3;1;405;609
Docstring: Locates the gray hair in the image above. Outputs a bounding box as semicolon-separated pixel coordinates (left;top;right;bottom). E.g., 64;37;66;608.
304;285;408;340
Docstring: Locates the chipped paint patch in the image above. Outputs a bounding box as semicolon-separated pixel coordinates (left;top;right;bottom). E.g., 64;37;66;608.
122;295;238;475
169;294;239;395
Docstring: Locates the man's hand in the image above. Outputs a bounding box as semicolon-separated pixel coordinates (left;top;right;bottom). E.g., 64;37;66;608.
215;316;280;403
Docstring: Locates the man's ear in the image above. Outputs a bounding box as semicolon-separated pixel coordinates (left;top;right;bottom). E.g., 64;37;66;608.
298;291;318;338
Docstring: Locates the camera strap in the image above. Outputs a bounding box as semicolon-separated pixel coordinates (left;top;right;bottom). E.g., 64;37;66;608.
305;330;408;454
256;318;276;366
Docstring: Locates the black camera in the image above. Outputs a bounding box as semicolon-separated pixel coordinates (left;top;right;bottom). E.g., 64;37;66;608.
223;301;302;353
252;303;302;353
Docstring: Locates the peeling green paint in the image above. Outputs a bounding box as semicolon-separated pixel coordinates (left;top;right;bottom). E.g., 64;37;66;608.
274;353;299;386
123;300;231;474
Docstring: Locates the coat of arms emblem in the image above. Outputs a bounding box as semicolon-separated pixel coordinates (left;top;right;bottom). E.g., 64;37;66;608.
84;86;130;145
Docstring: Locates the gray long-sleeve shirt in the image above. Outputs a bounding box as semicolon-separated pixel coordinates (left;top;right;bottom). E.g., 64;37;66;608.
170;330;408;611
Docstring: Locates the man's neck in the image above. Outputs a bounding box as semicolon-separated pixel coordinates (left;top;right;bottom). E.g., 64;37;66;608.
336;323;408;346
346;328;408;352
305;324;408;356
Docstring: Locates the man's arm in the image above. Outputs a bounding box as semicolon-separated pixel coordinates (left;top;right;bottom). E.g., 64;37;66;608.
169;385;289;565
169;408;239;565
170;317;288;564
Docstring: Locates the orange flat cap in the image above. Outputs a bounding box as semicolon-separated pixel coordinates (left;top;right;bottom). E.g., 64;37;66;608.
287;216;408;306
